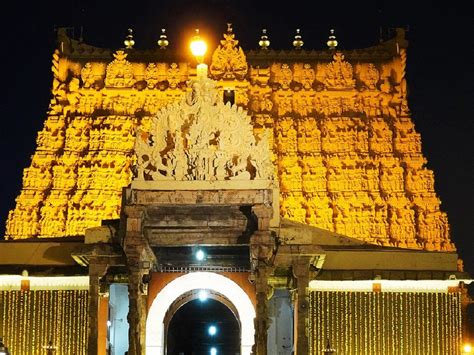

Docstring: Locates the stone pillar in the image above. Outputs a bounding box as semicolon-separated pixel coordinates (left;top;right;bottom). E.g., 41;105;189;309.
292;257;310;355
254;264;271;355
123;205;149;355
88;261;108;355
250;204;275;355
127;257;147;355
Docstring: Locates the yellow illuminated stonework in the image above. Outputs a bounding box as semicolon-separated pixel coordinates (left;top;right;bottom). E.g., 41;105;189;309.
5;28;454;252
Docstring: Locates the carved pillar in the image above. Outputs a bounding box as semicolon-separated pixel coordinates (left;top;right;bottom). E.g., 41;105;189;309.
292;257;310;355
253;264;272;355
123;205;151;355
250;204;275;355
87;261;108;355
127;255;147;355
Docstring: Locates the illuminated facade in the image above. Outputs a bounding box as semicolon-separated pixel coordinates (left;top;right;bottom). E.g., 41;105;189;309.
0;26;471;354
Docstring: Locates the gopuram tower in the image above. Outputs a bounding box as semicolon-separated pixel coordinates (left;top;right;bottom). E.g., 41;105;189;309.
0;25;471;355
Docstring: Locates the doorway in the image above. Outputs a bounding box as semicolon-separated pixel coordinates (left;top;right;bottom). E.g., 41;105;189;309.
166;296;240;354
146;272;255;355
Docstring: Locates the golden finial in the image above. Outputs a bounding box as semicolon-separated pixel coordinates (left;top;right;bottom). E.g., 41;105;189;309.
327;29;338;50
227;23;233;33
258;29;270;50
292;28;304;49
124;28;135;49
157;28;169;49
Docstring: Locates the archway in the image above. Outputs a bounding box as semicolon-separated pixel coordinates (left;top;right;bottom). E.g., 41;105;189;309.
166;297;240;354
146;272;255;354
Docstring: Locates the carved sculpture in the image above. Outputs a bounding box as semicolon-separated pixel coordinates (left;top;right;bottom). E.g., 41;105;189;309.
144;63;159;89
81;62;95;88
210;28;248;80
325;52;355;89
134;76;273;181
356;63;380;90
272;64;293;90
105;51;135;88
293;63;315;90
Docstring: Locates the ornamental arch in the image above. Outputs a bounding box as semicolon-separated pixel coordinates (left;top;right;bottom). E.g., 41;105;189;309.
145;272;256;355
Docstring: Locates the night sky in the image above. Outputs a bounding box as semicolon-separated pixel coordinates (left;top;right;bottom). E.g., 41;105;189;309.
1;1;472;279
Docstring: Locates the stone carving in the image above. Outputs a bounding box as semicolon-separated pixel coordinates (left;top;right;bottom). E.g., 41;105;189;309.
105;50;135;88
210;27;248;80
249;66;270;87
293;63;315;90
167;63;188;89
134;76;272;181
250;91;273;113
81;63;95;88
144;63;159;89
272;64;293;90
325;52;355;89
357;63;380;90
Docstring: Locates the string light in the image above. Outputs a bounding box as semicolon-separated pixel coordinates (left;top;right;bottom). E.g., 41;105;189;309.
307;289;462;353
0;290;88;353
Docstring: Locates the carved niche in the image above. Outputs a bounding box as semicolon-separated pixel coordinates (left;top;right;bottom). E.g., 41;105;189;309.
134;76;273;181
105;50;135;88
210;28;248;80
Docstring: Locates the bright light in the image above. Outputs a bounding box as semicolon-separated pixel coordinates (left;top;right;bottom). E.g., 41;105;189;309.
210;347;217;355
208;325;217;336
107;320;111;327
190;29;207;59
198;289;208;302
464;343;472;353
195;249;206;261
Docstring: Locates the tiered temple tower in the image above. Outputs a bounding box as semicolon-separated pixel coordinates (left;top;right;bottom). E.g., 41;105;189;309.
6;27;453;252
0;26;471;355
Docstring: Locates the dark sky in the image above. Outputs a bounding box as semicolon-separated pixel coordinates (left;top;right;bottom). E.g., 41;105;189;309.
1;1;472;277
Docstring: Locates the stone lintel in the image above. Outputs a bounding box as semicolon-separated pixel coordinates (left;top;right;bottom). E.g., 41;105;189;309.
145;231;248;247
128;188;271;206
130;179;276;191
125;185;280;227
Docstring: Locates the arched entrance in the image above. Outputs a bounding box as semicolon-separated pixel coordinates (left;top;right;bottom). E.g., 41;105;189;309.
166;294;240;354
146;272;255;354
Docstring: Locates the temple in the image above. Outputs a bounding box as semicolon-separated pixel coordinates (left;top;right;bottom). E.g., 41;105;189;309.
0;25;471;354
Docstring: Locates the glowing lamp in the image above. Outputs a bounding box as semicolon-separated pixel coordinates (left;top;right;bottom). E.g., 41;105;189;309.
195;249;206;261
464;343;472;353
190;29;207;62
210;347;217;355
198;289;208;302
208;325;217;336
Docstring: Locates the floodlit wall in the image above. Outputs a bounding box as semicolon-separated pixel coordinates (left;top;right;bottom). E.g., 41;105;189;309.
5;29;454;253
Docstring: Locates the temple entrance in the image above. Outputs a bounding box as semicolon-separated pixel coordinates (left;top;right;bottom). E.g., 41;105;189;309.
166;294;240;354
146;272;255;355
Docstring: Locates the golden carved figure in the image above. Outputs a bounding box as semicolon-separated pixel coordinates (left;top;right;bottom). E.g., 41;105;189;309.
105;50;135;88
210;27;248;80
